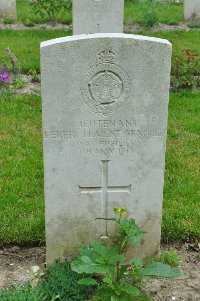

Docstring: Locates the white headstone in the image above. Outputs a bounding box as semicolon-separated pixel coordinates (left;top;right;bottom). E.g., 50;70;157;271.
0;0;16;20
41;33;172;265
184;0;200;21
73;0;124;34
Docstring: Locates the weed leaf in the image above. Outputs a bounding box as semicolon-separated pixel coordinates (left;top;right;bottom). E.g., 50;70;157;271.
120;284;140;296
140;262;182;278
78;278;98;286
71;257;114;274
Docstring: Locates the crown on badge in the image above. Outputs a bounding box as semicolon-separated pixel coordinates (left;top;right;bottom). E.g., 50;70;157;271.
98;49;115;63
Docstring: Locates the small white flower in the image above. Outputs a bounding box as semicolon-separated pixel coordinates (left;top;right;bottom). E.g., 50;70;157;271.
31;266;40;274
172;297;176;301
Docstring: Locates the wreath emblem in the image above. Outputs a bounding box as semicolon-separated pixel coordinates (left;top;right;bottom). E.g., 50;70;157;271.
81;49;131;115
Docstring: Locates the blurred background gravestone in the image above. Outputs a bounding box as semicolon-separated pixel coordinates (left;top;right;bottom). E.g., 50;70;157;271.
73;0;124;34
0;0;16;21
184;0;200;22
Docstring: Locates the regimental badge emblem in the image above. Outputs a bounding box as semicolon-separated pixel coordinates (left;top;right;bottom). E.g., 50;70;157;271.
81;49;131;115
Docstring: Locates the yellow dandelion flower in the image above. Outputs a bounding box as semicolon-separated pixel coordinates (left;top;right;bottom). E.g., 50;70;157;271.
114;207;127;216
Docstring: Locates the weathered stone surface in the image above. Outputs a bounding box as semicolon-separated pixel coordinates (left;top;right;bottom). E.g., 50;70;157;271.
184;0;200;21
41;33;172;265
73;0;124;34
0;0;16;20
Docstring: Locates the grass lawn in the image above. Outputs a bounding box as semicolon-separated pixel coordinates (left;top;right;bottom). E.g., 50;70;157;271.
0;90;199;244
0;30;199;74
124;0;183;25
0;27;199;244
163;91;200;242
16;0;183;25
0;30;71;74
0;3;198;300
0;94;44;243
138;30;200;54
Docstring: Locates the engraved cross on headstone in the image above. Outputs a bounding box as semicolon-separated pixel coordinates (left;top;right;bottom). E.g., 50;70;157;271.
79;160;131;236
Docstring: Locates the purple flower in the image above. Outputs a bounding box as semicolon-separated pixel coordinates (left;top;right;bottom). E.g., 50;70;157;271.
0;68;10;84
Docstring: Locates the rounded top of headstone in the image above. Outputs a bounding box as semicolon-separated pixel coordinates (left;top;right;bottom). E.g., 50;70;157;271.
41;33;172;49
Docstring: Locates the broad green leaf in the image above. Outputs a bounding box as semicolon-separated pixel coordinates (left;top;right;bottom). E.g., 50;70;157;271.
119;219;145;245
133;258;143;268
81;256;94;264
80;244;99;262
120;284;140;296
91;241;107;256
103;277;113;287
111;295;120;301
78;277;98;286
140;262;182;278
107;246;126;263
71;257;114;274
95;246;125;265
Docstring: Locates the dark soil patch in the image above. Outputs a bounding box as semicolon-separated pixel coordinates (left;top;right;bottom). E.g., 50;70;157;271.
16;74;41;95
124;22;193;33
0;22;72;30
143;244;200;300
0;22;199;32
0;244;199;300
0;245;45;290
